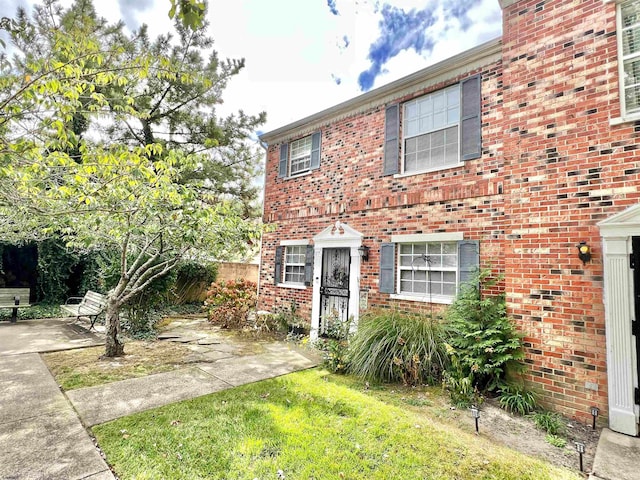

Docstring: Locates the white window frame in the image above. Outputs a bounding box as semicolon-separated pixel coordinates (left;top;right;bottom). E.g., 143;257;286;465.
394;241;459;303
612;0;640;124
289;135;312;176
283;245;306;285
401;84;461;175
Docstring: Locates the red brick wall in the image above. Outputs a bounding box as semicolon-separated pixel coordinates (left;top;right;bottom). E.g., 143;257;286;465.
259;0;640;423
259;61;505;321
500;0;640;422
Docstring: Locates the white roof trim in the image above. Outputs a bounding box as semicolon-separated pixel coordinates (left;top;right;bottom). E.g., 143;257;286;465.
280;239;310;246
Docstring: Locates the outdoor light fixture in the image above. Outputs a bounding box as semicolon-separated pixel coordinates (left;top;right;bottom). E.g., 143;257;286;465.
358;245;370;262
577;242;591;265
470;406;480;434
590;406;599;430
574;441;586;472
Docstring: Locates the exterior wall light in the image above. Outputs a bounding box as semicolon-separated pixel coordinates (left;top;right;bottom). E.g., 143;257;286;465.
577;242;591;265
358;245;369;262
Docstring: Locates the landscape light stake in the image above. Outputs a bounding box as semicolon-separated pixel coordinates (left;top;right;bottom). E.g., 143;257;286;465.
574;441;585;472
470;406;480;434
590;406;599;430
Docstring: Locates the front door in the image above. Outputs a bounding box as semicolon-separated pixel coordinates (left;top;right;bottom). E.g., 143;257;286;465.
319;247;350;335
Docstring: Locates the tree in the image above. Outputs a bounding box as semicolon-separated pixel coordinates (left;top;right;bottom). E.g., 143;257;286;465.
0;0;263;356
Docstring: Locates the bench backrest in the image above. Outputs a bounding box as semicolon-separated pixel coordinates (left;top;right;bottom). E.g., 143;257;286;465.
0;288;31;305
81;290;108;311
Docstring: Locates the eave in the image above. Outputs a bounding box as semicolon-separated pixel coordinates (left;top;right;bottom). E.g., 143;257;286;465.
259;36;502;145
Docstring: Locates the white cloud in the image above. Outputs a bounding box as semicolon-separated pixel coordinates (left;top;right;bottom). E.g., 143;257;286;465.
4;0;503;134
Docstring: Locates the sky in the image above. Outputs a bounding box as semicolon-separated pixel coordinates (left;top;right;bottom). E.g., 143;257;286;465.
0;0;503;136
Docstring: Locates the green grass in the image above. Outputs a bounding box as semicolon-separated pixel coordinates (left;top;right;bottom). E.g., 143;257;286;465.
93;370;580;480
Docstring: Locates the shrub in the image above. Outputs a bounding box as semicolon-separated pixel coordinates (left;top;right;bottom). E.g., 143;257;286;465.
498;383;537;415
204;279;257;329
315;315;353;374
532;411;566;436
445;269;524;394
348;309;448;386
442;343;482;407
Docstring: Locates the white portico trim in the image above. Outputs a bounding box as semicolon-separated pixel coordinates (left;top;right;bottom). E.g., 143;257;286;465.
598;203;640;436
310;221;364;341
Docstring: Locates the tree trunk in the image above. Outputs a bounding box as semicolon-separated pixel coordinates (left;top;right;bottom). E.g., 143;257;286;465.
104;297;125;357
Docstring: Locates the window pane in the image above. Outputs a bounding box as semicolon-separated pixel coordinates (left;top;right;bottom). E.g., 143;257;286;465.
623;26;640;56
442;243;457;254
414;244;426;255
443;283;456;296
622;2;640;29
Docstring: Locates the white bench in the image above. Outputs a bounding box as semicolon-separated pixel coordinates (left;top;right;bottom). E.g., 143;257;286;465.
0;288;31;323
61;290;107;330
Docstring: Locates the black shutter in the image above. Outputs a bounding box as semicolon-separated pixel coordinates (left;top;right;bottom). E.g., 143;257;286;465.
274;246;284;285
460;75;481;161
383;104;400;175
458;240;479;289
379;243;396;293
278;144;288;178
310;132;321;170
304;245;314;286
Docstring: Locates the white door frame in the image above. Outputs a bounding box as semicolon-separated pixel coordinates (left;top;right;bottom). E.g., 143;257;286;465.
310;221;363;341
598;203;640;436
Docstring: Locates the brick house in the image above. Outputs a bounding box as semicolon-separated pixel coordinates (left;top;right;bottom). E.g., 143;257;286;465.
258;0;640;436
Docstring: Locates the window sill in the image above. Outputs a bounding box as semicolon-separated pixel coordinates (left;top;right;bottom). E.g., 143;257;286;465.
390;293;454;304
393;162;463;179
277;283;307;290
610;114;640;126
284;171;313;180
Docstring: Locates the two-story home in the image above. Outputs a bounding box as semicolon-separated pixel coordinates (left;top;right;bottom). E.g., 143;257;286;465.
258;0;640;437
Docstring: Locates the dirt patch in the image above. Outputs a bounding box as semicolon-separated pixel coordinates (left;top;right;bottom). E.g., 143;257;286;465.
459;399;600;474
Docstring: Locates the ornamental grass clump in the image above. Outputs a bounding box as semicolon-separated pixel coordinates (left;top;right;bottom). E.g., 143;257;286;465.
347;309;449;386
204;279;257;329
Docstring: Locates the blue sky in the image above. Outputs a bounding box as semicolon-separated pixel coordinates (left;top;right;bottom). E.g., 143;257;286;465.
0;0;503;134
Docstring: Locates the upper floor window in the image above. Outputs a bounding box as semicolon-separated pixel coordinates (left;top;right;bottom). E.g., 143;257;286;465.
403;85;460;173
383;76;481;176
278;132;322;178
619;0;640;116
289;136;313;175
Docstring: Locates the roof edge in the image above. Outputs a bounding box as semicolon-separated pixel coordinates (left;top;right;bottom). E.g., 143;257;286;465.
260;37;502;144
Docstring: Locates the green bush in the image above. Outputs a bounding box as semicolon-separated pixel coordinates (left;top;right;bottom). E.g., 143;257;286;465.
348;309;448;386
315;315;353;374
498;383;537;415
442;343;482;407
204;279;257;329
445;269;524;394
532;411;566;436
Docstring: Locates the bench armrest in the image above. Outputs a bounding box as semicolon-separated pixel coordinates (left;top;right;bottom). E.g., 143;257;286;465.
65;297;84;305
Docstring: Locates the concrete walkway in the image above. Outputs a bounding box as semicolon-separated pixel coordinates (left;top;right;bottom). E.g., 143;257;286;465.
590;428;640;480
0;318;318;480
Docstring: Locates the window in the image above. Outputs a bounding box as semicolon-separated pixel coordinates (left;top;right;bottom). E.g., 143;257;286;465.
383;76;481;176
284;245;306;284
274;243;313;287
379;238;479;304
398;242;458;298
619;0;640;116
403;85;460;173
278;132;322;178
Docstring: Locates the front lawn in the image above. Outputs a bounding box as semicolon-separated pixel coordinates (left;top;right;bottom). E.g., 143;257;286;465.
93;369;580;480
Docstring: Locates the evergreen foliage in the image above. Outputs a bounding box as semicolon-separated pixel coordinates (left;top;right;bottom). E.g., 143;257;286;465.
444;269;525;400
